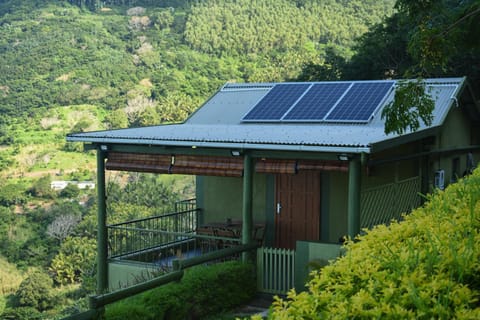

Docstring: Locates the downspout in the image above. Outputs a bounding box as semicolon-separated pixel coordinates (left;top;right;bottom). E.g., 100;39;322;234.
96;149;108;293
242;153;254;262
347;157;361;238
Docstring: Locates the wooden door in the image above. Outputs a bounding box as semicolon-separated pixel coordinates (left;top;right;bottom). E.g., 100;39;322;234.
274;172;321;249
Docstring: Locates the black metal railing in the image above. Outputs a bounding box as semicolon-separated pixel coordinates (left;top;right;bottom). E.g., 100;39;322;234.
174;198;197;213
108;206;200;259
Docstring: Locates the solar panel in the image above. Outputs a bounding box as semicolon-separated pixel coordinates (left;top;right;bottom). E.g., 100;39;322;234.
325;81;394;122
283;82;352;121
242;83;310;121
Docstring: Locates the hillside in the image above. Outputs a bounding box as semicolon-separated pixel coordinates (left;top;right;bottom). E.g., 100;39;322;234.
0;0;395;115
0;0;397;317
0;0;395;176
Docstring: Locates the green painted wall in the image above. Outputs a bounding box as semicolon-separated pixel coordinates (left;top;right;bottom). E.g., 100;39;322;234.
366;142;421;188
197;173;268;224
108;260;159;290
294;241;343;292
323;171;348;243
435;106;477;186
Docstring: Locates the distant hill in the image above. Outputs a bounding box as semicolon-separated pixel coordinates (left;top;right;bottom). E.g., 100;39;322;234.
0;0;395;121
0;0;395;178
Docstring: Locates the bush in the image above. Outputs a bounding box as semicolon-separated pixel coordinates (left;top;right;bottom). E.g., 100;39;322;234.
0;256;24;295
266;170;480;319
106;261;256;320
60;183;80;198
14;271;55;312
29;175;55;199
0;306;42;320
50;237;96;285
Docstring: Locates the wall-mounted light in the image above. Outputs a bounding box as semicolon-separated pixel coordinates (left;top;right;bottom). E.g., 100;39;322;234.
337;154;350;161
231;150;241;157
100;145;108;151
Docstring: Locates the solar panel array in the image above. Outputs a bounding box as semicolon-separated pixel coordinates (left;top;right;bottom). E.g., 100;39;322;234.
242;81;394;123
242;83;310;121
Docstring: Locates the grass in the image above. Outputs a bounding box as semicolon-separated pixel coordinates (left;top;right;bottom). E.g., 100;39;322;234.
1;104;101;180
0;256;24;296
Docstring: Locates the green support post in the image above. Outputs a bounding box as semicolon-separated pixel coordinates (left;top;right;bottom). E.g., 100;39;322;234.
242;153;254;262
96;149;108;294
347;158;361;239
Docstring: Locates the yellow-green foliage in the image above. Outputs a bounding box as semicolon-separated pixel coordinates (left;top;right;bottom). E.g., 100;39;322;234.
0;256;24;295
265;170;480;319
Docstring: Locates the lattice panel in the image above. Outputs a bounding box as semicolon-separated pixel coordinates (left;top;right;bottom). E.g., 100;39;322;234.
361;177;421;229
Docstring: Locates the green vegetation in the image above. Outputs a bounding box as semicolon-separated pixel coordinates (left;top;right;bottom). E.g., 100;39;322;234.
317;0;480;134
105;261;256;320
0;256;24;297
263;169;480;319
0;0;394;180
10;0;475;318
15;271;57;311
0;0;394;116
0;171;190;317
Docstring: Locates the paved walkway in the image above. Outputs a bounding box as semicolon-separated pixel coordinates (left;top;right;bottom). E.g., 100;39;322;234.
230;295;273;318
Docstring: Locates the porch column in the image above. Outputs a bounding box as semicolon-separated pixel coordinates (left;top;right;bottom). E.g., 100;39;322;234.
242;153;254;262
347;158;361;238
96;149;108;293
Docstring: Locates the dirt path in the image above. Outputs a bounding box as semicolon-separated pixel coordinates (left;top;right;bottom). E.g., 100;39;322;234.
2;168;77;179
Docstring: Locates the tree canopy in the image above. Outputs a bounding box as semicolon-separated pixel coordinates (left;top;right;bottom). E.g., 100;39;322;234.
319;0;480;134
0;0;394;122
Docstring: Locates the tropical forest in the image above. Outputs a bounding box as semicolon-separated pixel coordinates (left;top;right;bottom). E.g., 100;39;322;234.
0;0;479;319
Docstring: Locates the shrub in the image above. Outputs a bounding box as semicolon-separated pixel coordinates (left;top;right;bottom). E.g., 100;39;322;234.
0;256;24;295
50;237;96;285
0;306;42;320
59;183;80;198
106;261;256;320
14;270;56;312
265;170;480;319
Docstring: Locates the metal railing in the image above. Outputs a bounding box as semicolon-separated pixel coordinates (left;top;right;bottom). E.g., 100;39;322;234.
110;229;243;276
107;207;200;259
174;198;197;213
64;243;258;320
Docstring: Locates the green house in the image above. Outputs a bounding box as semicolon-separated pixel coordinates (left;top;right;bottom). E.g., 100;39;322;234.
68;77;479;297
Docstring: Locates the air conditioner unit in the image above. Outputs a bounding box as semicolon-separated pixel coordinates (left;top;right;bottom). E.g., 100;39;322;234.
435;169;445;190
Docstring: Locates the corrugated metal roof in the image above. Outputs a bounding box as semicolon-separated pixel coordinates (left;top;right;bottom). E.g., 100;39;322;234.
67;78;466;154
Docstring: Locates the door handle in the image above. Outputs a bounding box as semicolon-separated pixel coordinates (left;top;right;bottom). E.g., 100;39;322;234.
276;202;282;214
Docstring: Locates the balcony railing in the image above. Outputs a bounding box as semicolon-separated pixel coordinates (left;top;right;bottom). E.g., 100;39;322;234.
107;206;200;259
107;200;246;267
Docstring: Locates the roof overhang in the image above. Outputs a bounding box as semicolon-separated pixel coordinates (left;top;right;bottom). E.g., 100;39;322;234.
369;126;441;154
67;77;470;160
74;138;371;161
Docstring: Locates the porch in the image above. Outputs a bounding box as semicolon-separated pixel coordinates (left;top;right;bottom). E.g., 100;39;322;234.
106;199;342;295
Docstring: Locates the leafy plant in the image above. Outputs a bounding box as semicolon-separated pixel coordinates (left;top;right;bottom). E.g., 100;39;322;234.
106;261;256;320
0;256;24;295
50;236;96;285
264;169;480;319
381;79;435;135
14;270;56;312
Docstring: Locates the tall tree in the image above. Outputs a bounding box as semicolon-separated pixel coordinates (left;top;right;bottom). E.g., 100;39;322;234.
341;0;480;134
